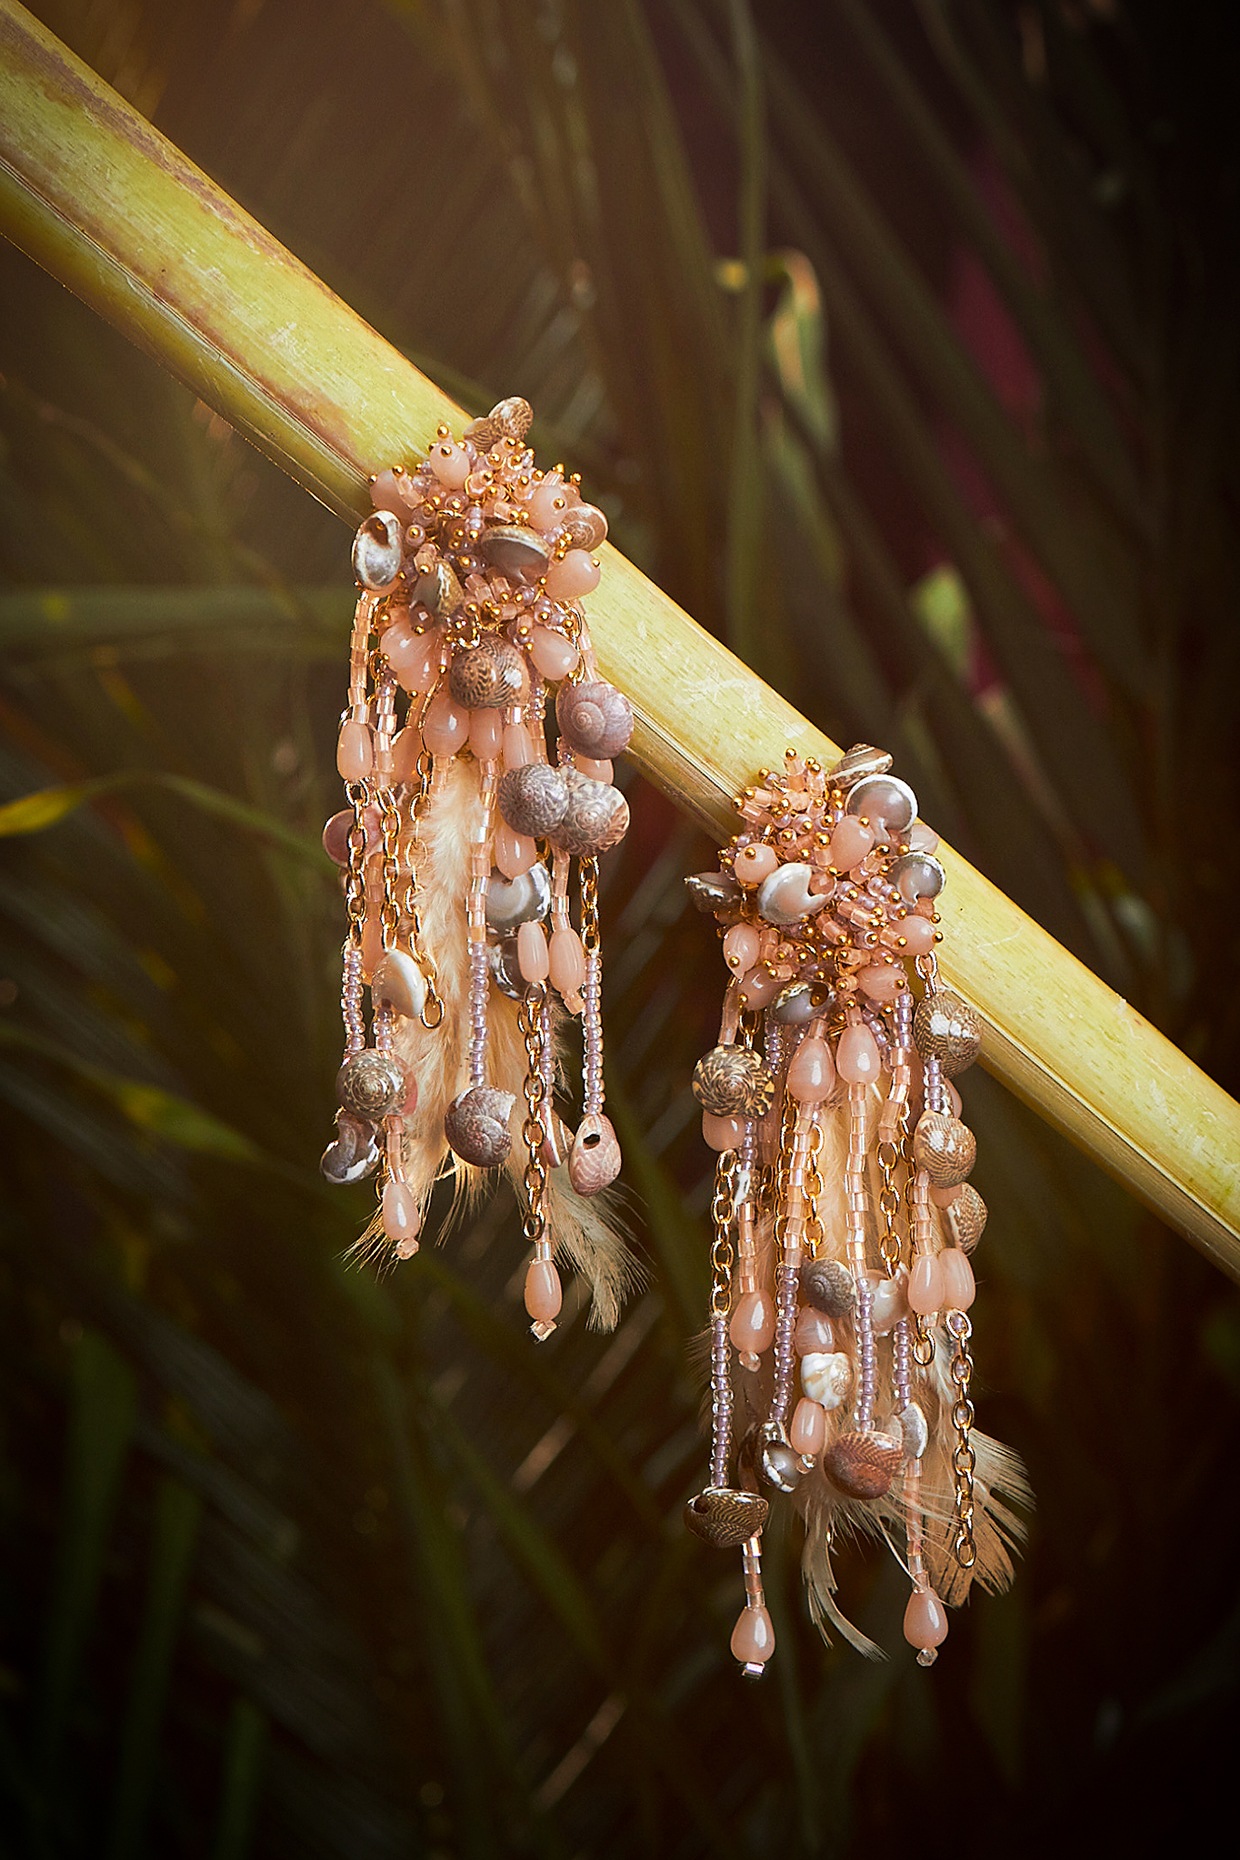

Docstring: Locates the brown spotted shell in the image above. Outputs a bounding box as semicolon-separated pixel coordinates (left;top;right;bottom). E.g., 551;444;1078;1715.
691;1045;775;1119
684;1486;770;1549
336;1049;407;1121
943;1181;988;1253
799;1257;856;1319
912;1111;976;1187
444;1086;515;1167
479;522;551;580
914;989;982;1076
556;680;633;760
567;1113;622;1195
448;634;527;709
823;1428;903;1500
548;769;629;857
497;763;569;838
560;503;608;550
412;559;463;619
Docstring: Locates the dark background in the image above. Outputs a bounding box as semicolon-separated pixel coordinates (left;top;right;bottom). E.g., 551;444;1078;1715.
2;2;1238;1855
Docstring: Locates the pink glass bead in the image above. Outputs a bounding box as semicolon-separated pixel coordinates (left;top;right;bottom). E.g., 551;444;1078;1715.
428;439;470;488
793;1308;835;1355
829;816;874;870
545;548;600;602
729;1288;775;1355
337;718;373;782
502;721;535;768
573;756;614;782
740;967;780;1010
733;843;778;886
390;725;421;785
423;689;469;755
907;1253;945;1315
730;1604;775;1666
370;467;418;521
790;1396;827;1458
938;1247;976;1310
895;915;936;956
903;1586;949;1652
723;923;761;976
909;822;939;854
517;920;550;983
549;925;587;996
495;824;538;878
382;1180;421;1252
383;622;443;694
786;1034;836;1102
524;1258;563;1325
702;1111;746;1151
469;707;504;761
527;627;579;680
836;1022;882;1084
858;964;902;1003
528;473;567;529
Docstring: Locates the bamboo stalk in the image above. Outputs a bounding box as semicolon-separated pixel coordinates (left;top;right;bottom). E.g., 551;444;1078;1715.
2;0;1237;1276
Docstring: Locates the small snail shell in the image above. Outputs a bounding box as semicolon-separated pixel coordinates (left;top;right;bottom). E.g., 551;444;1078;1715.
319;1112;379;1185
800;1351;852;1410
556;680;633;760
755;861;833;926
352;512;403;592
845;773;918;834
485;860;551;931
888;850;945;904
912;1110;977;1186
448;634;526;710
489;395;533;440
336;1049;407;1122
444;1086;515;1168
411;560;463;619
487;935;524;999
799;1257;856;1319
567;1112;622;1195
758;1422;803;1494
896;1401;929;1461
479;523;550;581
914;990;982;1076
684;870;742;913
548;769;629;857
559;503;608;550
823;1428;903;1500
691;1045;775;1119
829;743;893;789
497;763;569;838
539;1110;573;1170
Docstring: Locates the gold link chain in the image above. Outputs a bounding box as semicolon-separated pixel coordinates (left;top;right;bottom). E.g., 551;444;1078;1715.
945;1309;977;1568
709;1150;738;1319
518;985;549;1249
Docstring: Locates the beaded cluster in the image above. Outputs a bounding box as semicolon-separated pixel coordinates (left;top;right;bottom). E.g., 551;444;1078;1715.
685;745;990;1672
322;396;631;1336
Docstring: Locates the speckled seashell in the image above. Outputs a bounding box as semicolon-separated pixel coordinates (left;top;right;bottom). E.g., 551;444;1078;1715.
549;769;629;857
489;395;533;440
829;743;893;789
896;1401;929;1461
888;851;946;904
912;1110;977;1187
448;634;526;709
370;949;427;1020
488;935;524;999
485;860;551;930
691;1045;775;1118
567;1113;622;1195
336;1049;407;1122
683;1486;769;1549
943;1181;988;1253
352;512;403;592
479;522;551;581
559;502;608;550
320;1112;380;1185
556;680;633;759
755;861;833;926
799;1257;856;1319
497;762;569;838
463;413;500;451
914;990;982;1076
824;1428;904;1500
444;1086;515;1167
800;1350;852;1410
412;560;464;619
684;870;742;913
772;980;833;1026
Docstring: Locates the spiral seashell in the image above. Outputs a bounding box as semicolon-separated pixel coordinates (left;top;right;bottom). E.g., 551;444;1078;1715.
888;851;946;904
799;1350;852;1410
823;1428;904;1500
567;1112;622;1194
411;560;463;619
943;1181;988;1253
548;769;629;857
336;1049;408;1122
755;861;833;926
497;762;569;838
352;512;404;592
444;1086;515;1167
485;860;551;930
479;522;550;581
845;773;918;834
691;1045;775;1119
912;1110;977;1187
829;743;893;789
758;1422;803;1493
799;1257;856;1319
319;1111;380;1185
683;1486;769;1549
559;502;608;550
914;989;982;1076
684;870;742;913
370;949;427;1020
556;680;633;760
448;634;526;709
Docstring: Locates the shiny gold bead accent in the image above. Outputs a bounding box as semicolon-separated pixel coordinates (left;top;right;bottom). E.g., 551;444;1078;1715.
692;1045;776;1119
823;1428;903;1500
912;1111;977;1187
914;989;982;1076
943;1181;988;1253
683;1486;770;1549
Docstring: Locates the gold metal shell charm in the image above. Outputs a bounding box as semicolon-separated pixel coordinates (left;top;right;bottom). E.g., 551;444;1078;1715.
683;1486;770;1549
912;1110;977;1186
691;1045;775;1118
914;989;982;1076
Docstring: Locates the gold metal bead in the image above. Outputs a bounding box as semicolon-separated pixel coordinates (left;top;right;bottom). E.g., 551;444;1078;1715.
913;989;982;1076
912;1110;976;1187
691;1045;775;1119
683;1486;770;1549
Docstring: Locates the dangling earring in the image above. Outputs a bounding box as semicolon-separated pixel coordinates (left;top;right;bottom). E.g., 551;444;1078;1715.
684;745;1028;1672
321;397;634;1337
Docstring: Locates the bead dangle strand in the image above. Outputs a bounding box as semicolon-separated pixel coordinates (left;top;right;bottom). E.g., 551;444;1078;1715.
683;744;1027;1671
321;396;634;1336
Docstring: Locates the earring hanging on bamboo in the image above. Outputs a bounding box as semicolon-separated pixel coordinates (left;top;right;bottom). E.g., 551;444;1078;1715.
321;397;635;1336
683;745;1028;1672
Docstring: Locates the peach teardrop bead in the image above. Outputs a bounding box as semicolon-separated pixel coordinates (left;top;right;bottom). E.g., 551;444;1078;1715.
729;1288;775;1354
545;548;600;601
723;923;761;976
337;719;372;782
384;623;443;694
858;964;902;1003
907;1253;945;1315
502;721;535;768
423;689;469;755
938;1247;976;1310
730;1605;775;1666
733;843;778;886
903;1586;949;1651
524;1258;562;1325
390;725;421;784
790;1396;827;1458
702;1111;746;1151
829;816;874;870
382;1180;421;1252
549;925;587;996
895;915;936;956
527;627;579;680
517;921;550;983
495;824;538;878
836;1022;882;1084
428;439;470;487
740;967;780;1009
469;708;504;761
786;1034;836;1102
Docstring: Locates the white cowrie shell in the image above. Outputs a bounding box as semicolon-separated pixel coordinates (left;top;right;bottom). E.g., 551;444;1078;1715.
370;949;428;1020
756;862;833;926
485;861;551;931
800;1351;853;1410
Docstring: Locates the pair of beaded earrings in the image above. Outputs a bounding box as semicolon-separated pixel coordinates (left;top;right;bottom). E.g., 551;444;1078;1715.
322;398;1024;1670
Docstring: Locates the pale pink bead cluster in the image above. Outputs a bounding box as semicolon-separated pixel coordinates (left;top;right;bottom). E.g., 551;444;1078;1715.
686;746;989;1673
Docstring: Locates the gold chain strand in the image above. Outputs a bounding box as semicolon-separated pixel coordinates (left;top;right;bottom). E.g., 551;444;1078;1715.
876;1135;906;1279
378;784;401;951
344;779;369;940
710;1150;739;1320
578;855;601;954
945;1309;978;1568
803;1117;824;1254
518;984;549;1255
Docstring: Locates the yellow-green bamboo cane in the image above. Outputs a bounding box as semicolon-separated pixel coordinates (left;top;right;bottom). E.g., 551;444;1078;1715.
2;0;1237;1275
